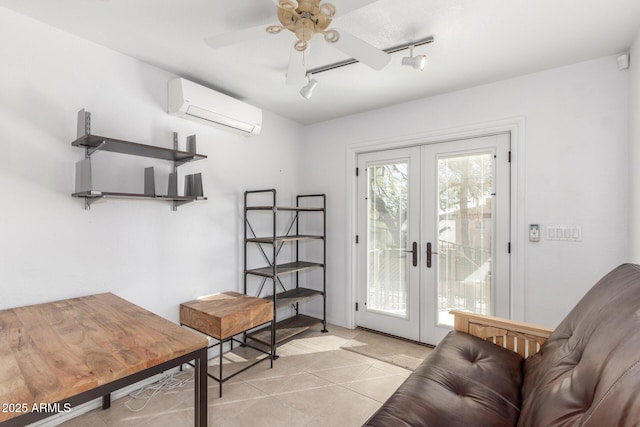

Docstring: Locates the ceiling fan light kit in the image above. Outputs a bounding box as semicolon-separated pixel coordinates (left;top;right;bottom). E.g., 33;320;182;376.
323;29;339;43
272;0;336;52
266;25;284;34
265;0;392;78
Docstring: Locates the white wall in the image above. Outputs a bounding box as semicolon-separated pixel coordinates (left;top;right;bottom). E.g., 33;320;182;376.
0;6;631;334
629;30;640;261
0;7;304;322
301;56;629;329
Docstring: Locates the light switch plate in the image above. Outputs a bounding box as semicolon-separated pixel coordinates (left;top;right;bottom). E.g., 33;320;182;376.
546;225;582;241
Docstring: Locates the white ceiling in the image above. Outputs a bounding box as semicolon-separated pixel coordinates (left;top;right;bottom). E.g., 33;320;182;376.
1;0;639;125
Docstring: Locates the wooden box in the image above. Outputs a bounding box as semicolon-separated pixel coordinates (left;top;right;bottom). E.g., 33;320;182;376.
180;291;273;340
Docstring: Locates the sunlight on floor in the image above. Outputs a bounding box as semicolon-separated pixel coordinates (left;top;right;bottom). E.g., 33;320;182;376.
58;325;423;427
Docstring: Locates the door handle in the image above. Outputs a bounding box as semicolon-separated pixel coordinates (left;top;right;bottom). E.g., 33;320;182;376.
403;242;418;267
426;242;438;268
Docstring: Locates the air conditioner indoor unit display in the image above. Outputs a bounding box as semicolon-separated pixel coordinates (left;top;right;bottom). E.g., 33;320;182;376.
167;77;262;136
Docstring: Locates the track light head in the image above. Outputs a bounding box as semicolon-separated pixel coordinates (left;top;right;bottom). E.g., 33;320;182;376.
300;75;318;99
402;45;427;71
402;54;427;70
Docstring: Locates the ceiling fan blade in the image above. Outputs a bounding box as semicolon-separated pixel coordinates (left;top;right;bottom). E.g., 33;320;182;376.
329;28;391;70
204;24;272;48
286;45;309;85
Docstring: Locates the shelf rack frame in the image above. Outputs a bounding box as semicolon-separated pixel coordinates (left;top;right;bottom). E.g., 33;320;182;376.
243;189;327;358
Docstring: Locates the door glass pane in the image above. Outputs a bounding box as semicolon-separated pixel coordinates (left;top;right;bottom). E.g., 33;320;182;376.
437;152;493;326
367;161;409;318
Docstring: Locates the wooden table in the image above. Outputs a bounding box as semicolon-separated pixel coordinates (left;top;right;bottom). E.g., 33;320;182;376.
0;293;208;427
180;291;274;397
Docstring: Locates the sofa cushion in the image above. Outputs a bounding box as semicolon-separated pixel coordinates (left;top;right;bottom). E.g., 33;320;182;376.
364;331;524;427
519;263;640;427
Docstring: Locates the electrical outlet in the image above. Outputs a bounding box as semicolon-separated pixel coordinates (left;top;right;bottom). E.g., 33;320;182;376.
529;224;540;242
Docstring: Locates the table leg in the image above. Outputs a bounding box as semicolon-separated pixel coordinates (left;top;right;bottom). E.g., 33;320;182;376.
102;394;111;409
219;340;224;397
194;347;208;427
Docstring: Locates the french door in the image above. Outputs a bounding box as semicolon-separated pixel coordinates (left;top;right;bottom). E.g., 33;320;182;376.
356;147;422;340
356;134;511;345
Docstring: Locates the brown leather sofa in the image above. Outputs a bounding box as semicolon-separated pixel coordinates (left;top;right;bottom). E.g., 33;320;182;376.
364;263;640;426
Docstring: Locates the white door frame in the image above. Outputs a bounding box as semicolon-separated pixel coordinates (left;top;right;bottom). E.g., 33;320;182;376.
345;117;526;330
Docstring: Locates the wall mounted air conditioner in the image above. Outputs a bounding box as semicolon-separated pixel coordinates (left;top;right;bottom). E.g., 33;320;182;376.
167;77;262;136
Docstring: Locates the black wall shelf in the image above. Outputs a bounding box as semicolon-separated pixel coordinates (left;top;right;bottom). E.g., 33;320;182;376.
71;134;206;165
71;109;207;210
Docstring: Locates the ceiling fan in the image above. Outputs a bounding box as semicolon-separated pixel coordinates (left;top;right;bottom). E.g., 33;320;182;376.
205;0;391;85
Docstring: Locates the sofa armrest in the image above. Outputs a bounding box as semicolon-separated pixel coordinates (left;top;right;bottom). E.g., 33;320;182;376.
450;310;554;358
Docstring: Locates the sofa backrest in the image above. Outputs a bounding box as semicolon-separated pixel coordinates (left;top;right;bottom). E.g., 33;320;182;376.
518;263;640;426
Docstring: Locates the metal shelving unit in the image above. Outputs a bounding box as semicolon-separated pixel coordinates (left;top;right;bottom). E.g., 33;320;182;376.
243;189;327;357
71;109;207;210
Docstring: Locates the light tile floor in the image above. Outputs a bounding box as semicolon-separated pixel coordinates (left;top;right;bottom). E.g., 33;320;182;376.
59;325;415;427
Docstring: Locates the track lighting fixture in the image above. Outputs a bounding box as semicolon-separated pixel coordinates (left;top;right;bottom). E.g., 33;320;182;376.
300;74;318;99
401;45;427;71
305;36;434;76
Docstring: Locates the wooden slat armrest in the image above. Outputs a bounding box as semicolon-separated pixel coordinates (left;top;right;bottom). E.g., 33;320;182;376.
450;310;554;358
451;310;554;339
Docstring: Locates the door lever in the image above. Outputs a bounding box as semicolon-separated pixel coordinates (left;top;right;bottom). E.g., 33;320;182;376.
403;242;418;267
426;242;438;268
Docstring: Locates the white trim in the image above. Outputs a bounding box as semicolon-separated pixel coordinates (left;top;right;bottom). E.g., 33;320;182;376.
344;116;526;329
